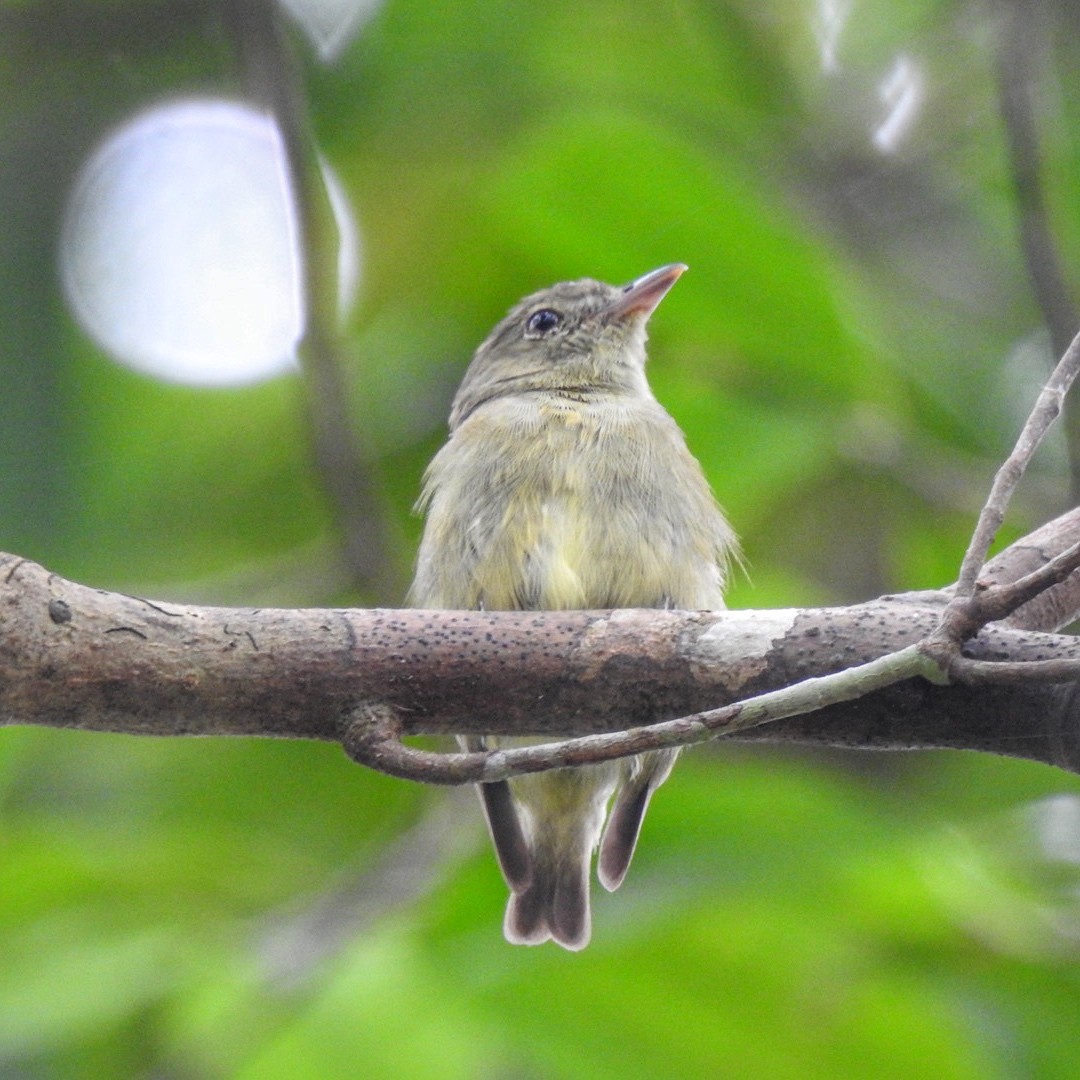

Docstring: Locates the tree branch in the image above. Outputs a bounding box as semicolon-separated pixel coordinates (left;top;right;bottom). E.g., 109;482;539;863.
994;2;1079;359
5;549;1080;778
954;327;1080;599
993;0;1080;502
342;645;944;783
6;325;1080;787
973;506;1080;630
226;0;400;601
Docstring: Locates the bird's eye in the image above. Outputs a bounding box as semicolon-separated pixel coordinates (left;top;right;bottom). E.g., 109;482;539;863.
525;309;562;336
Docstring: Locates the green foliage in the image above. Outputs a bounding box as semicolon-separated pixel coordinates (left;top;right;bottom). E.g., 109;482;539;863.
3;0;1080;1076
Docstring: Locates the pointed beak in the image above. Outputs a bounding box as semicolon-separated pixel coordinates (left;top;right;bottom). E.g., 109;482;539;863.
606;263;687;321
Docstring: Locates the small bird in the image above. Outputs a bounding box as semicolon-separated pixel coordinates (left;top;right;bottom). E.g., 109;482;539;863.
409;264;737;949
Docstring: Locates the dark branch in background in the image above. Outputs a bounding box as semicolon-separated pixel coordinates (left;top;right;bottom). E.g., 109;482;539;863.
994;0;1080;501
224;1;401;602
257;788;478;988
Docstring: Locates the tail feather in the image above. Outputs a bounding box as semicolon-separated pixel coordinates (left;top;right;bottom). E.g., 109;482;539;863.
461;736;532;893
476;779;532;892
471;748;674;950
598;749;679;892
505;843;592;951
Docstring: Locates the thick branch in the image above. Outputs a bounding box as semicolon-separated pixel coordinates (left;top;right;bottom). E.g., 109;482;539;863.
4;554;1080;774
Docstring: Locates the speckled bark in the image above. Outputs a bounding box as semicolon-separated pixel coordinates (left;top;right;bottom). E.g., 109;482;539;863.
5;553;1080;774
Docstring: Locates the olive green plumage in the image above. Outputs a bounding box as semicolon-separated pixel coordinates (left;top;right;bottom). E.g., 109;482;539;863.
409;265;736;950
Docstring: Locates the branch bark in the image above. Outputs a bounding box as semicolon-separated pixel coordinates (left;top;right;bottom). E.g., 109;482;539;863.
7;310;1080;782
4;547;1080;777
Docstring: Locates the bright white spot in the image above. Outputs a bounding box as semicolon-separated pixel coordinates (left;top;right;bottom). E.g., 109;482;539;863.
61;98;360;387
872;55;924;154
812;0;852;73
278;0;383;61
1031;795;1080;865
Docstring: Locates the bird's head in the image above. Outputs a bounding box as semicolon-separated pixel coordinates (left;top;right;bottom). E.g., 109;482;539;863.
449;264;686;429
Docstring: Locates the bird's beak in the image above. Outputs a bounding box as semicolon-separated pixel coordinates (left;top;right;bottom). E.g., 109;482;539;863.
606;263;687;321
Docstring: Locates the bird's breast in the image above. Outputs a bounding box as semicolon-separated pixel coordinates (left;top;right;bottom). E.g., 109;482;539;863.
413;392;726;612
480;399;666;609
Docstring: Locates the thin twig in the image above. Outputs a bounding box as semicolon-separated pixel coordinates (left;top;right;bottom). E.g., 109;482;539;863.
946;655;1080;685
944;506;1080;631
972;540;1080;623
954;327;1080;599
977;506;1080;586
344;644;941;785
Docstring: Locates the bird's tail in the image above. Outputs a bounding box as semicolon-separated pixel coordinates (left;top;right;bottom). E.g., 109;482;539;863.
472;746;675;951
598;748;679;891
503;825;594;951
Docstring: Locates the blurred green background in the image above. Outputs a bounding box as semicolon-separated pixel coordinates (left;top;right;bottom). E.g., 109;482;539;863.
5;0;1080;1076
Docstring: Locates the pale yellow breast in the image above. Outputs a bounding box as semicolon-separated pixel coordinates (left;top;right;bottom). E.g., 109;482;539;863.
412;392;731;613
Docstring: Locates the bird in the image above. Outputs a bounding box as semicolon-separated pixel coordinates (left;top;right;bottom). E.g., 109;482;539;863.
408;264;737;949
